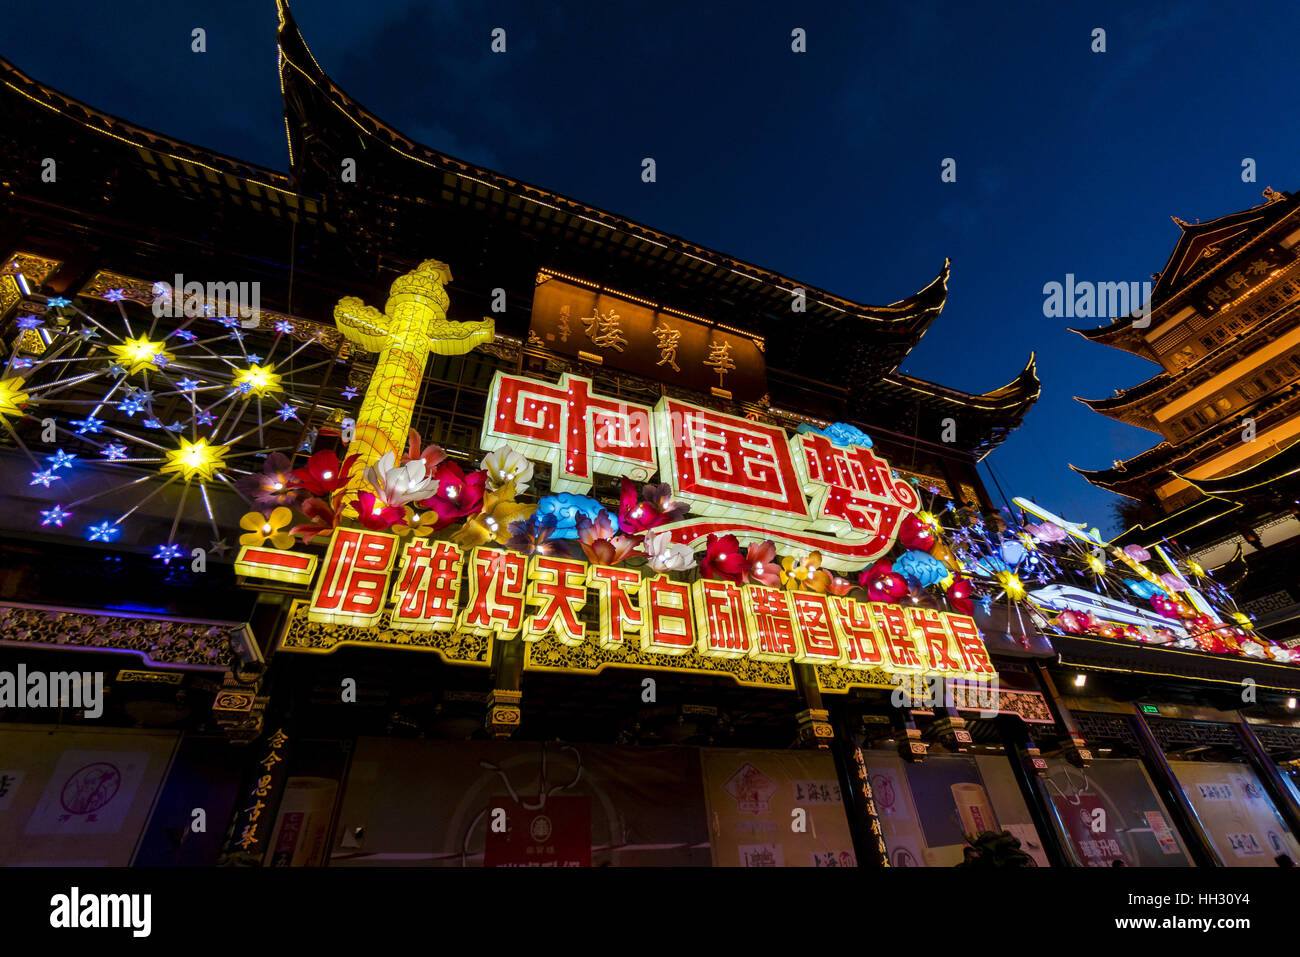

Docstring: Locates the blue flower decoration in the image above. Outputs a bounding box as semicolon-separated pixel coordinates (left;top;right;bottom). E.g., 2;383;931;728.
999;540;1027;567
893;550;948;587
797;422;873;448
1124;578;1162;599
534;493;614;539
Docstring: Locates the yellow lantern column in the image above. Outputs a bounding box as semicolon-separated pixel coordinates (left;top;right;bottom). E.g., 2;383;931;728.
334;260;494;496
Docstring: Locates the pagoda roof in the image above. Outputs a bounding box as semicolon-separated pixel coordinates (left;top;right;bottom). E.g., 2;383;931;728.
1077;305;1300;426
1177;435;1300;497
273;2;1035;394
1070;190;1300;357
1075;372;1300;497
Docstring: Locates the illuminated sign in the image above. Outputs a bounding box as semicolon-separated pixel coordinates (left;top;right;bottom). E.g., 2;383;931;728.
258;529;996;692
529;273;767;401
481;371;919;569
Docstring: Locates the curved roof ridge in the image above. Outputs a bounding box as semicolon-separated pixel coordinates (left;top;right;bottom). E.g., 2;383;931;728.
273;0;949;328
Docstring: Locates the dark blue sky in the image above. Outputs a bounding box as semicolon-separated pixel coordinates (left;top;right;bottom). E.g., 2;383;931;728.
8;1;1298;533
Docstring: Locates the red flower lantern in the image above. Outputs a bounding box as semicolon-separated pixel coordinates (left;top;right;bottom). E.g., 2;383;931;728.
702;534;746;583
860;558;908;603
1149;593;1180;619
946;576;973;614
898;514;936;552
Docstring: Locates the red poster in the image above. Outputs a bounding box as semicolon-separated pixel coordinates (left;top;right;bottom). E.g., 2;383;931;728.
1052;792;1131;867
483;795;591;867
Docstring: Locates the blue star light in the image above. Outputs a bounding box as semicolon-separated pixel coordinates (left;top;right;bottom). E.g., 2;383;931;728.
40;504;71;527
164;420;185;432
77;326;101;340
154;543;185;565
107;363;127;377
245;353;262;365
71;415;105;434
195;410;215;426
341;386;359;400
16;314;42;330
46;449;77;470
101;443;128;460
103;289;126;302
46;296;71;308
171;329;198;342
216;315;240;328
274;320;294;335
277;404;298;421
177;377;199;391
142;418;163;429
12;357;34;370
29;469;60;487
87;521;119;542
299;428;318;452
118;394;146;417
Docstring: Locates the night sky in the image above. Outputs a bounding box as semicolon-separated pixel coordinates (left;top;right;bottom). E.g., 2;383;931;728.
7;0;1298;534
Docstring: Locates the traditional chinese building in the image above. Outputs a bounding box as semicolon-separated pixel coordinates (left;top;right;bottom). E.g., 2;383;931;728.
0;4;1298;870
1074;189;1300;644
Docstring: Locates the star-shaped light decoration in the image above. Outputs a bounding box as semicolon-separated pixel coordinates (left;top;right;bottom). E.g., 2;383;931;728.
231;363;282;398
298;427;318;452
46;296;71;308
142;417;163;429
71;415;105;434
77;326;101;340
39;504;71;527
16;314;42;330
108;335;174;376
29;469;60;487
208;539;231;557
87;521;119;542
177;377;199;391
195;410;216;426
12;357;33;370
216;316;240;329
46;448;76;470
341;386;359;400
0;377;30;419
171;329;198;343
160;436;229;483
245;354;262;365
101;443;129;460
277;404;298;421
164;421;185;432
103;289;127;302
153;543;185;564
118;394;147;417
274;321;294;335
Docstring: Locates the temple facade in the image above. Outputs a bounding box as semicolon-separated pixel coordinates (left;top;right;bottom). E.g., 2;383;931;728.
1;3;1298;870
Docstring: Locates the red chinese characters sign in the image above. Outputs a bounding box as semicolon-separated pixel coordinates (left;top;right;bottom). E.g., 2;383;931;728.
481;371;919;570
295;534;996;683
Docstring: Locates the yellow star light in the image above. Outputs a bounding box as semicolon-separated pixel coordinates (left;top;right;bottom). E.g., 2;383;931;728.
997;570;1026;601
0;377;29;420
232;363;282;397
108;336;174;375
160;436;229;483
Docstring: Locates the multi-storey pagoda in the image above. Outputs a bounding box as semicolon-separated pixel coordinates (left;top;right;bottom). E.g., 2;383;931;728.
1074;189;1300;642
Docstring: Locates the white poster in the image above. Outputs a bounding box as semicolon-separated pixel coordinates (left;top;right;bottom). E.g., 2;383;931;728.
25;750;152;835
